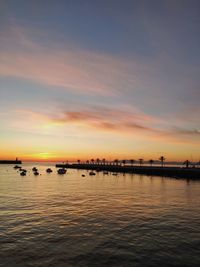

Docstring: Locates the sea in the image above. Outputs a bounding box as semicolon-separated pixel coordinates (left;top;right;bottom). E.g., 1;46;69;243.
0;162;200;267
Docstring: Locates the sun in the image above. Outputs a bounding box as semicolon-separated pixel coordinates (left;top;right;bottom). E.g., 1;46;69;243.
37;152;51;160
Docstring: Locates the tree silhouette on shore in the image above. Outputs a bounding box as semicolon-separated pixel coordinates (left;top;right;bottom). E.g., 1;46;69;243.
149;159;154;167
130;159;135;166
114;159;119;165
139;159;143;166
122;159;126;166
183;160;190;168
159;156;165;167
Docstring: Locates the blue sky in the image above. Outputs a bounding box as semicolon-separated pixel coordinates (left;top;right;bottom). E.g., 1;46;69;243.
0;0;199;161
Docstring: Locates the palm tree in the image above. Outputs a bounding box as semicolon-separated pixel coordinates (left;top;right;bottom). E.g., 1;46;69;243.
139;158;143;167
114;159;119;165
130;159;135;166
96;158;100;165
198;161;200;168
159;156;165;167
102;158;106;165
91;159;94;164
77;159;81;164
86;160;89;164
183;160;190;168
122;159;126;166
149;159;154;167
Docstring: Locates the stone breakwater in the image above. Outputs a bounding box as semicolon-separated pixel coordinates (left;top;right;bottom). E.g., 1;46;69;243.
0;160;22;164
55;163;200;179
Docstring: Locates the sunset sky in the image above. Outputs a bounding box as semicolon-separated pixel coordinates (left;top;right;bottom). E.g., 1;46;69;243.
0;0;199;161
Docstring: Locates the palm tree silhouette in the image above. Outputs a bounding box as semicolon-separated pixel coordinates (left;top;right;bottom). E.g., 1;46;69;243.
96;158;100;165
198;161;200;168
183;160;190;168
77;159;81;164
114;159;119;165
122;159;126;166
159;156;165;167
139;159;143;166
91;159;94;164
149;159;154;167
86;160;89;164
102;158;106;165
130;159;135;166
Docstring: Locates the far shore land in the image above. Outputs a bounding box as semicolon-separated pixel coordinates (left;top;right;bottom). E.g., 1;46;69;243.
56;163;200;179
0;159;22;164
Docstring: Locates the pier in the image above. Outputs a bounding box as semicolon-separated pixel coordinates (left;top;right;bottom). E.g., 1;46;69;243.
55;163;200;179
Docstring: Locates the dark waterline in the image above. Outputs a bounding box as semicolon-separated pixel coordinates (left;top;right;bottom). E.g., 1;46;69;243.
0;163;200;267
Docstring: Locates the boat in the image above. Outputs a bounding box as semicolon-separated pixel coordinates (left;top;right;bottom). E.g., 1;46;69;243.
57;168;66;175
14;165;21;169
32;167;38;172
34;171;39;176
20;171;26;176
89;171;96;176
82;174;86;177
103;171;109;175
46;168;53;173
20;169;27;172
112;173;118;176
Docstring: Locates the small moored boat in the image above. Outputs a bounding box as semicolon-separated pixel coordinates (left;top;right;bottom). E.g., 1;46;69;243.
20;169;27;172
57;168;66;175
89;171;96;176
46;168;53;173
14;165;21;169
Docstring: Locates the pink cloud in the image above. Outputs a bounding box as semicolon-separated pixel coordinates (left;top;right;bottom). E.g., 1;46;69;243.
5;106;199;146
0;25;148;96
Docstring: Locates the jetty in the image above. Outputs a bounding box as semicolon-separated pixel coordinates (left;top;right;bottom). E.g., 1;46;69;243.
0;159;22;164
55;163;200;179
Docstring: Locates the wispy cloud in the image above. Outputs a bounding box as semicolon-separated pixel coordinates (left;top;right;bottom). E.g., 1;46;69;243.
54;110;155;133
10;106;200;145
0;25;147;96
1;24;199;148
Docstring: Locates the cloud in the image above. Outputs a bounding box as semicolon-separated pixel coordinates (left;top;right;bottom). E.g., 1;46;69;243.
0;25;147;96
173;127;200;136
51;107;200;144
11;106;199;145
1;24;199;147
50;107;160;134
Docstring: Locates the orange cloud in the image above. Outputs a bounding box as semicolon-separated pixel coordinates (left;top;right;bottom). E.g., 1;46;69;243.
12;107;200;146
51;107;159;134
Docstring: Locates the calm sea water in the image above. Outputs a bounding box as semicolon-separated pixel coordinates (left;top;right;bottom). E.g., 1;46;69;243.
0;163;200;267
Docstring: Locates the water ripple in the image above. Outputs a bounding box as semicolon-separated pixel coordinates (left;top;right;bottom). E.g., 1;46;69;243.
0;163;200;266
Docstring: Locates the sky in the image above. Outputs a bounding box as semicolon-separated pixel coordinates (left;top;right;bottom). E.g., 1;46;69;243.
0;0;199;162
